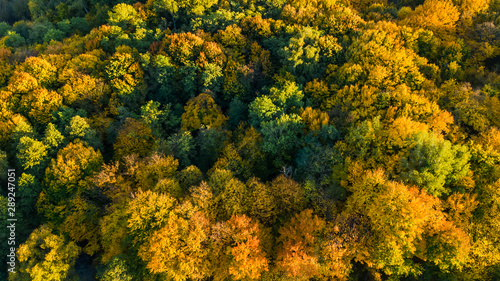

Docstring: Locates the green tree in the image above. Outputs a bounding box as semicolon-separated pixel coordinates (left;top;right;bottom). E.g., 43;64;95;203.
195;127;227;172
0;22;10;37
164;130;195;167
108;3;143;31
248;80;304;127
278;26;341;83
43;28;65;42
401;131;471;197
3;30;25;47
65;115;102;150
140;100;181;138
260;114;304;167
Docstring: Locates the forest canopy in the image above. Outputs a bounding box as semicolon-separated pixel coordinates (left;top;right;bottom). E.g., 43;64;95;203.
1;0;500;280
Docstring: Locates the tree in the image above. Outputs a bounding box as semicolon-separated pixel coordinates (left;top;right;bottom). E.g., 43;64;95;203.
16;225;80;281
136;153;180;194
97;255;133;281
270;174;307;216
195;127;227;172
140;100;181;138
65;115;102;150
17;173;42;223
104;48;146;105
210;215;269;280
467;179;500;278
210;143;252;181
260;114;304;167
44;141;103;200
139;211;212;280
21;88;63;126
400;0;460;34
3;31;26;47
344;166;470;277
7;116;34;152
43;123;64;151
246;177;278;224
276;209;326;280
19;57;57;88
43;28;65;42
16;136;48;171
178;165;203;190
40;141;103;225
332;23;426;91
452;0;489;14
279;0;364;35
181;93;227;131
164;130;195;167
401;131;470;197
58;74;108;110
148;0;218;29
249;80;304;127
0;150;7;181
278;26;341;83
295;143;344;194
0;49;13;87
113;118;155;161
248;95;280;127
208;169;248;220
148;0;181;29
300;107;329;133
108;3;143;31
233;125;268;179
59;194;103;255
7;71;38;94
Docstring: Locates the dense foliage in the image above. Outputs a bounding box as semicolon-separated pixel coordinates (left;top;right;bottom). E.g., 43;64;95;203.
1;0;500;280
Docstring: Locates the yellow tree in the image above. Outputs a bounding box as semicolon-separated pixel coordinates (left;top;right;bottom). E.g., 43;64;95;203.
16;225;80;281
300;107;329;133
343;165;470;277
270;175;307;216
39;141;103;255
113;118;155;161
19;57;57;88
452;0;489;14
181;93;227;131
58;74;108;107
7;71;39;94
138;211;212;281
401;0;460;34
20;88;63;126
